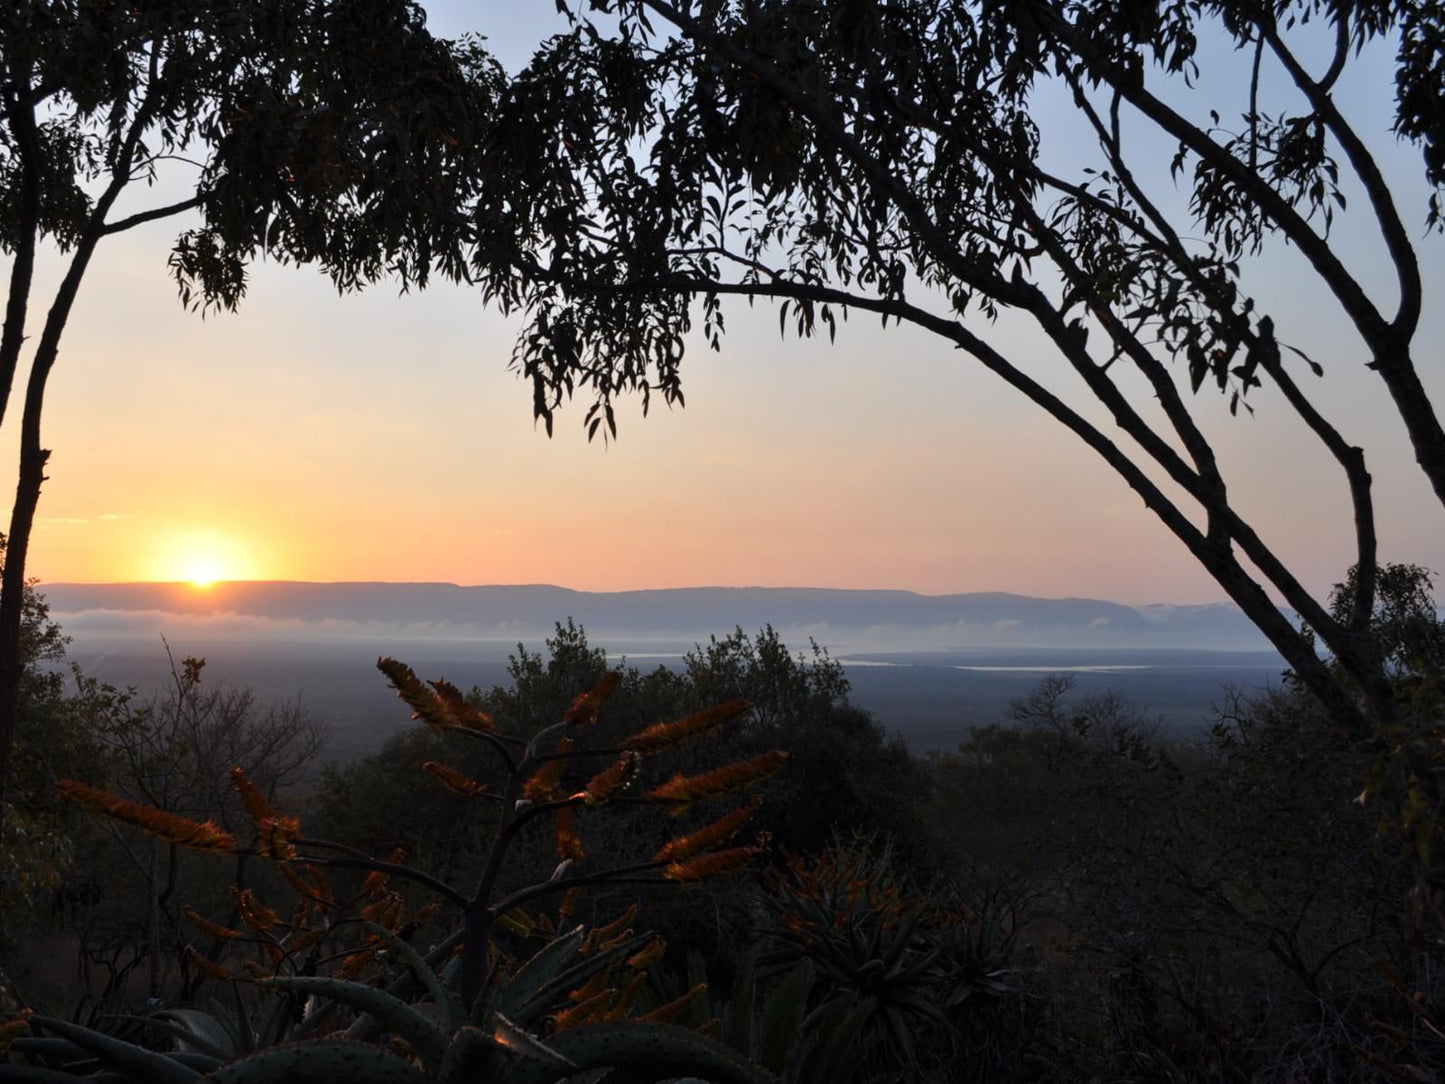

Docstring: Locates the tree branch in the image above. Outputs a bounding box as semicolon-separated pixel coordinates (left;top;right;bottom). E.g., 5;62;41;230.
101;195;203;235
1257;15;1421;339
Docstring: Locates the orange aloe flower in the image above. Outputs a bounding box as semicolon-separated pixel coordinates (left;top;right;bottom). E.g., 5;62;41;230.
0;1015;31;1058
570;968;610;1004
421;760;488;797
583;751;642;805
60;780;236;853
183;907;243;941
559;887;581;920
402;901;441;930
277;861;317;902
361;890;405;930
640;982;707;1024
553;989;614;1032
230;766;277;825
427;678;496;731
627;937;666;970
555;804;586;861
563;672;622;726
524;738;574;801
584;903;638;951
360;847;405;898
654;797;761;863
305;864;335;909
607;972;649;1020
645;751;790;817
287;926;326;956
184;944;232;981
232;887;281;932
230;768;301;857
665;845;765;883
498;908;535;937
376;658;454;731
622;700;751;755
335;937;382;979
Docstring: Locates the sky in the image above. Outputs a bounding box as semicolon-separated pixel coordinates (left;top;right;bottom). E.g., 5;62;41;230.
8;3;1444;606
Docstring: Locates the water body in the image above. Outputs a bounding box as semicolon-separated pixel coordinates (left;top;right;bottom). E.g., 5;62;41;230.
836;647;1284;750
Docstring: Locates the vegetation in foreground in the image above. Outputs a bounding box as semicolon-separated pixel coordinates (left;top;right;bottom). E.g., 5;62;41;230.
0;565;1442;1081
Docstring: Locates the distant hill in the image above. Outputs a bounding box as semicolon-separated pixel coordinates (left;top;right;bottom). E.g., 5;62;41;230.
36;581;1279;651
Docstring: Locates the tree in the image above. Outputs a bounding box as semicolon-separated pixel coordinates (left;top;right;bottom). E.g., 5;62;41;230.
0;0;504;827
472;0;1443;741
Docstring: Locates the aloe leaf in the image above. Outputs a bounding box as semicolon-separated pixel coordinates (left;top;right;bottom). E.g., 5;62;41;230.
27;1017;199;1084
196;1040;429;1084
347;928;466;1044
363;922;465;1034
494;1020;779;1084
168;1052;224;1073
489;1013;576;1069
437;1025;493;1084
260;977;447;1071
0;1067;126;1083
790;998;862;1084
103;1014;230;1062
757;961;812;1073
730;950;756;1059
514;933;650;1029
166;1007;243;1060
8;1037;87;1062
492;925;585;1021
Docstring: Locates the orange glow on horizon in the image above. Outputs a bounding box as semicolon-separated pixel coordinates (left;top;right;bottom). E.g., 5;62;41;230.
146;527;261;587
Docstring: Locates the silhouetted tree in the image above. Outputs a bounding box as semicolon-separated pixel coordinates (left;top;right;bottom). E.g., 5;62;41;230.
0;0;501;829
472;0;1444;742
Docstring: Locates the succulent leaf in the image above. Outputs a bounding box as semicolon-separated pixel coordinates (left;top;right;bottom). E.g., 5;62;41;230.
493;1020;780;1084
491;926;585;1022
361;922;466;1035
515;934;651;1030
26;1017;201;1084
0;1067;116;1083
259;977;447;1072
488;1013;577;1070
196;1040;429;1084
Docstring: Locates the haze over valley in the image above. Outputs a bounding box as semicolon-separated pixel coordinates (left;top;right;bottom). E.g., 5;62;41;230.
42;580;1287;761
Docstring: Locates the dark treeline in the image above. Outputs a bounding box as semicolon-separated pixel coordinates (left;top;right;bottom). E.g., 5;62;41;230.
3;568;1444;1082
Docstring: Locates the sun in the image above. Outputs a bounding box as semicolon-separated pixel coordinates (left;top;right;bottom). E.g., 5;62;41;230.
182;559;225;589
148;528;258;587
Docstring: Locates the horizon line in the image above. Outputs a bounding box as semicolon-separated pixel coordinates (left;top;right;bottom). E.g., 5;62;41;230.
34;579;1242;609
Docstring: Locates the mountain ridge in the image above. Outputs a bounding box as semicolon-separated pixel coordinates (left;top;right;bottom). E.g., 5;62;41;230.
35;581;1279;651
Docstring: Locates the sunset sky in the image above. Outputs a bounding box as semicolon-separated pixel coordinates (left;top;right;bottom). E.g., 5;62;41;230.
9;3;1444;606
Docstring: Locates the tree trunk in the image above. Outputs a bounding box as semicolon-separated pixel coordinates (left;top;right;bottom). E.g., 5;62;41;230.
0;225;107;831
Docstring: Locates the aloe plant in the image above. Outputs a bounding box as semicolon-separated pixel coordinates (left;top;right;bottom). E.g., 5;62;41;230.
2;661;790;1083
752;839;1018;1081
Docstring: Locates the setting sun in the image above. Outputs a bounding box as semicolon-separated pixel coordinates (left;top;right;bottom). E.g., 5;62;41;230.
182;559;225;588
146;527;259;586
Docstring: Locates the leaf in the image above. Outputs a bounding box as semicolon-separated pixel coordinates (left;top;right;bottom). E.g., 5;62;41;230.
26;1016;200;1084
758;962;814;1073
489;1012;577;1069
1280;341;1324;376
362;922;466;1036
260;977;448;1072
493;926;587;1022
198;1041;430;1084
493;1020;779;1084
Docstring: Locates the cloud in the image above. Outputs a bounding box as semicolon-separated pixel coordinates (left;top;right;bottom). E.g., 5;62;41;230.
1089;616;1110;628
99;512;125;521
42;516;89;526
50;607;535;644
